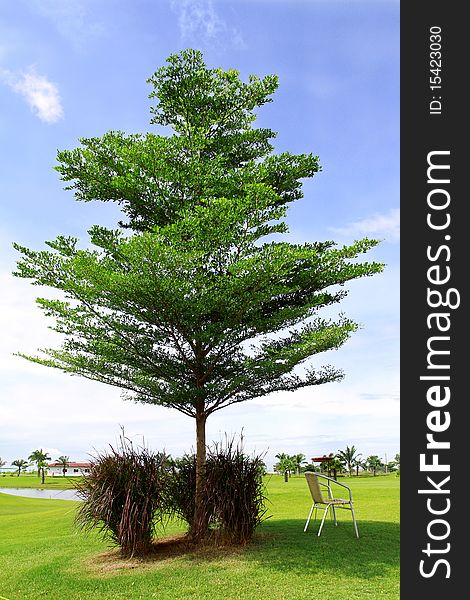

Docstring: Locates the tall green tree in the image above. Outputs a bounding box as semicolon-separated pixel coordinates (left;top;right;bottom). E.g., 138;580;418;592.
56;455;70;477
274;453;295;482
291;453;307;476
354;457;368;476
336;445;361;477
365;455;384;476
387;453;400;473
329;457;344;480
13;49;383;541
319;453;335;476
11;459;29;477
28;449;51;482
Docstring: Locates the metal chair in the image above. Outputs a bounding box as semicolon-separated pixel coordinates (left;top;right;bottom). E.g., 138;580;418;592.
303;472;359;538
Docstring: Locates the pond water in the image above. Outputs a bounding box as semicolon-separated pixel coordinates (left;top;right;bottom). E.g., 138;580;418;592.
0;487;80;501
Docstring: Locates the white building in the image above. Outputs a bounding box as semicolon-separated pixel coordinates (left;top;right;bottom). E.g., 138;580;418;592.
47;461;93;477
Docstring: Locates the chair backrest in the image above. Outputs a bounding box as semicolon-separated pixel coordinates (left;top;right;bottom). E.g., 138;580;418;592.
305;472;326;503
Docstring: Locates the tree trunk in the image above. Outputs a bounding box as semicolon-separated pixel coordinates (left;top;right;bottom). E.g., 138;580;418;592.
41;467;45;484
284;471;289;482
192;408;208;541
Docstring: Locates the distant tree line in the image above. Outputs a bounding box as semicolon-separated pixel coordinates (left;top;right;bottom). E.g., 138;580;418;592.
273;446;400;480
0;449;71;482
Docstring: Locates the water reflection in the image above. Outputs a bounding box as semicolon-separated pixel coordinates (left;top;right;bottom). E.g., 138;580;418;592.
0;487;80;500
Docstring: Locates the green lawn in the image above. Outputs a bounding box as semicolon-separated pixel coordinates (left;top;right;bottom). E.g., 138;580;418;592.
0;474;79;490
0;474;399;600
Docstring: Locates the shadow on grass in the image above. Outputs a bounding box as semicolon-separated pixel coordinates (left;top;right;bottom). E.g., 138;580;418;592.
81;518;399;581
83;532;253;576
247;518;399;579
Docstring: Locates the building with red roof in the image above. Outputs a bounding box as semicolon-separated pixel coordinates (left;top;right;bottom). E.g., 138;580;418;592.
47;461;93;477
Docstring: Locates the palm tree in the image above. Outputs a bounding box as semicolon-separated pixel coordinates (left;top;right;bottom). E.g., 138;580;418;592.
329;457;344;480
0;458;6;469
354;458;367;476
319;453;336;477
11;459;29;477
387;453;400;473
274;453;295;482
28;449;51;483
337;445;361;477
365;455;384;476
56;455;70;477
291;453;307;476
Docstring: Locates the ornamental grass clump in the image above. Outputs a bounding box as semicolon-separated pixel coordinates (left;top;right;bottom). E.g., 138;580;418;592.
167;438;269;544
205;439;269;545
75;436;170;557
165;454;201;530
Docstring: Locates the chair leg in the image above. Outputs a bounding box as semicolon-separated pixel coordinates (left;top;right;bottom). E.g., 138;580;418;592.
318;505;330;536
304;502;315;532
332;505;337;526
350;503;359;538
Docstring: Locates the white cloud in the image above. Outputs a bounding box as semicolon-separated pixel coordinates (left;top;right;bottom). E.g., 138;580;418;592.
171;0;246;49
206;383;399;470
0;272;63;373
1;67;63;124
36;447;63;461
330;208;400;242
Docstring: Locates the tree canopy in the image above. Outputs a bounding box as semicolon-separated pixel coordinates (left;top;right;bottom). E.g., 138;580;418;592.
337;445;362;476
11;459;29;476
28;449;51;479
13;49;384;540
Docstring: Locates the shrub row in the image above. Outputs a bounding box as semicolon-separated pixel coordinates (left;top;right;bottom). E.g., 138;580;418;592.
75;436;268;556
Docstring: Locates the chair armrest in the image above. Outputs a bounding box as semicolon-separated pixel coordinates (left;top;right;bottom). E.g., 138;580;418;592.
318;475;353;502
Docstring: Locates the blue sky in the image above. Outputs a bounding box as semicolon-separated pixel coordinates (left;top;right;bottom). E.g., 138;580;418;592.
0;0;399;470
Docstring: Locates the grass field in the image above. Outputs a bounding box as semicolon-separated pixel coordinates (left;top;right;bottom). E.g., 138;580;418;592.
0;474;79;490
0;474;399;600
